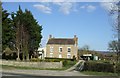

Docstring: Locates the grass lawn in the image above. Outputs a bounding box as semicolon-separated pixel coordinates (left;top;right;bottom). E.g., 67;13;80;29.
81;71;119;76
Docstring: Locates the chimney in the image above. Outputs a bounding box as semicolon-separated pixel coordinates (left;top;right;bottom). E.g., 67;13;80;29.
49;35;52;39
74;35;78;46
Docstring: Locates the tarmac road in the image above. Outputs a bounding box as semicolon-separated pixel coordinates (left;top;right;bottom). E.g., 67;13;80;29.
2;72;118;78
1;69;119;78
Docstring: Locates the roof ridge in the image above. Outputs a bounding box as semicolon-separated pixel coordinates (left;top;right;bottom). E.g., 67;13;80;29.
51;38;74;39
47;38;75;45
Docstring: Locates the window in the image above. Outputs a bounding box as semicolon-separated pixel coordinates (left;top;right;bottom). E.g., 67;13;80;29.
50;47;53;52
50;53;53;57
59;54;62;58
67;54;71;58
68;47;71;52
59;47;62;52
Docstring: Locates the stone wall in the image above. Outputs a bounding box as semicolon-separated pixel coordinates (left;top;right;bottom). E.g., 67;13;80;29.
1;60;63;69
46;44;78;59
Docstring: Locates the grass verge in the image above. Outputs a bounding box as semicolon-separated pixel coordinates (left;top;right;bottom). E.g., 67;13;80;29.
2;65;64;71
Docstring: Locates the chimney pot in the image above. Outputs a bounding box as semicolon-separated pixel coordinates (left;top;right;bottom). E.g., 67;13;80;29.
49;35;52;39
74;35;77;38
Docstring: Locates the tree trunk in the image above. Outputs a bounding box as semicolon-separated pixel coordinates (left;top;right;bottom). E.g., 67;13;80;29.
16;21;20;61
16;47;20;61
27;53;29;61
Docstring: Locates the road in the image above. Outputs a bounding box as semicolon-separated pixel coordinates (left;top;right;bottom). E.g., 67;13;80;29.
1;69;119;78
1;69;86;76
1;60;119;78
1;72;118;78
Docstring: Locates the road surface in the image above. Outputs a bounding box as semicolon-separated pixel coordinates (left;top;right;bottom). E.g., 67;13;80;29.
2;72;118;78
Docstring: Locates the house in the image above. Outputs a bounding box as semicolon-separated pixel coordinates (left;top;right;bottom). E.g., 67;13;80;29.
38;47;46;59
46;35;78;59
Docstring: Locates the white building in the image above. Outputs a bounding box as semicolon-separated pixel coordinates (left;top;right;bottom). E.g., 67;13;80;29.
38;47;46;59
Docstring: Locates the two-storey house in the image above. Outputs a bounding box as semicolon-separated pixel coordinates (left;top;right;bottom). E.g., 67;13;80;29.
46;35;78;59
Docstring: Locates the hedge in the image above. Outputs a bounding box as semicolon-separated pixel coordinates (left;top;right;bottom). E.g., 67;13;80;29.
62;60;77;67
116;63;120;73
83;61;114;73
30;58;76;62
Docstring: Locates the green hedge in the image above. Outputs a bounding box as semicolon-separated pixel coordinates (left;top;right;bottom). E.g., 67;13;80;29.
30;58;76;62
45;57;74;61
116;63;120;73
62;60;77;68
83;61;114;73
30;58;61;62
30;58;43;62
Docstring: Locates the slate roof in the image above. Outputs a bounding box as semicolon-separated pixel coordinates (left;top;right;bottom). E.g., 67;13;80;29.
47;38;75;45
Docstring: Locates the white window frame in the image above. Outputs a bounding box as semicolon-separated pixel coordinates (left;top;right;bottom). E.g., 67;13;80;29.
50;53;53;57
67;47;71;52
59;47;62;52
59;54;62;58
67;54;71;58
50;46;53;52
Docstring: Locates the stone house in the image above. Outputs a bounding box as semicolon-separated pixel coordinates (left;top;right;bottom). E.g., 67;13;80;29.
46;35;78;59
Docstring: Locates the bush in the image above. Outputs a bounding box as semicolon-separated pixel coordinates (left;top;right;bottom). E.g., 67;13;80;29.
44;57;76;62
116;63;120;73
30;58;43;62
45;57;73;60
83;61;114;73
44;59;60;62
62;60;77;67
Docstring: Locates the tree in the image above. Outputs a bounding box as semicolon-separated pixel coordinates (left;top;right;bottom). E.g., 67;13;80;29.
108;40;119;52
78;45;90;59
80;45;90;51
11;6;42;60
109;1;120;62
2;8;15;52
0;2;2;53
108;40;119;61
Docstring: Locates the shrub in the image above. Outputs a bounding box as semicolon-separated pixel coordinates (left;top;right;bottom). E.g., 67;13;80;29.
62;60;77;67
30;58;43;62
116;63;120;73
44;59;60;62
45;57;74;61
83;61;114;73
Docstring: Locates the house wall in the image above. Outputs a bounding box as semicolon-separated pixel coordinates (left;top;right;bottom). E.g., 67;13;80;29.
46;44;78;59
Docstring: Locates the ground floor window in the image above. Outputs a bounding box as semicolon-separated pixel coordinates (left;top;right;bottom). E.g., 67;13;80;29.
59;54;62;58
50;53;53;57
67;54;71;58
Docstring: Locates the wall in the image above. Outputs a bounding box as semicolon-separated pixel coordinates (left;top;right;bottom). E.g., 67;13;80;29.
1;60;62;69
46;44;78;59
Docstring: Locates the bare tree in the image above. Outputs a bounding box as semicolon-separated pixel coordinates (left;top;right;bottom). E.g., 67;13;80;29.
109;1;120;62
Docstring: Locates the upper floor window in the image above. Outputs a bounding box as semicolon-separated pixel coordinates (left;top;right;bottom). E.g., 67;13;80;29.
59;47;62;52
50;47;53;52
68;47;71;52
